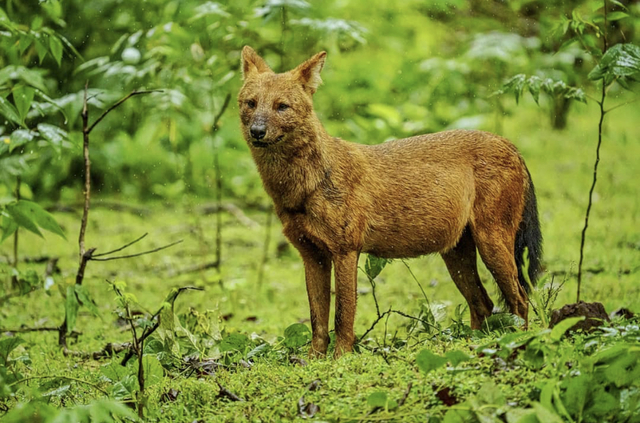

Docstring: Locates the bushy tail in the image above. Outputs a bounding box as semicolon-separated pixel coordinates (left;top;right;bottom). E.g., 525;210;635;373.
515;169;543;291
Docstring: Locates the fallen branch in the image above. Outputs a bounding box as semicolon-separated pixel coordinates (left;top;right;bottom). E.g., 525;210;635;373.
216;381;244;402
63;342;131;360
199;203;259;228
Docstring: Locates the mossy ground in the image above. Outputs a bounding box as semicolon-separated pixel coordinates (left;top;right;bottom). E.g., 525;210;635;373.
1;99;639;421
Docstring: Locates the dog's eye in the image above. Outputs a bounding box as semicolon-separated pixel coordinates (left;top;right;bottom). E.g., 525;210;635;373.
246;100;256;109
277;103;290;112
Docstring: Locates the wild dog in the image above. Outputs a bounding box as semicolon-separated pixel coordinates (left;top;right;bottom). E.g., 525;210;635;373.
238;46;542;358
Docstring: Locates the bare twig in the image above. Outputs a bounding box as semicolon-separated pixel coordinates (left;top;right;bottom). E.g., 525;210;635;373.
9;374;109;396
87;89;162;135
90;239;183;262
398;382;413;407
216;381;245;402
93;233;148;257
1;326;61;333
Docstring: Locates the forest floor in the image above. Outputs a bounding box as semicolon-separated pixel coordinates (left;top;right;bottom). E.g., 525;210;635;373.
1;100;639;421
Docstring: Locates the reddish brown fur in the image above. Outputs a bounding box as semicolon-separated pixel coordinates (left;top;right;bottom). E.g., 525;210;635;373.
238;46;533;358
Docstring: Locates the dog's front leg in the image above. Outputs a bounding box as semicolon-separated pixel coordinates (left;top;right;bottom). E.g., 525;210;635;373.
333;250;359;358
296;241;332;358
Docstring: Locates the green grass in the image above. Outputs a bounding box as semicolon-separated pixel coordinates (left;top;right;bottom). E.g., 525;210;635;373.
1;99;640;422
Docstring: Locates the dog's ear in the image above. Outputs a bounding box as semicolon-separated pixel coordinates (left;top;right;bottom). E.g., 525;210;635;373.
291;51;327;95
241;46;273;79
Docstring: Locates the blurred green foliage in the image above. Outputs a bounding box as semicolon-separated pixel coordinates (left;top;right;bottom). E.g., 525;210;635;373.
0;0;638;207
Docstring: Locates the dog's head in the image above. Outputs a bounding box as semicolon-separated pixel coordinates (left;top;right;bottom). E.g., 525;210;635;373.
238;46;326;149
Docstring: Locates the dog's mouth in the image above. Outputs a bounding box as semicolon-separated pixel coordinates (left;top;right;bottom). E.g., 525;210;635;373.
251;135;284;148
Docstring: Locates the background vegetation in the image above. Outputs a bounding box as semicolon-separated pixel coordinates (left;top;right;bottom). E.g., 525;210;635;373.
1;0;639;421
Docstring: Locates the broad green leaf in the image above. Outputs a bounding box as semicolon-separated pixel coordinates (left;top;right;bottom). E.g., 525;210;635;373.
606;11;629;21
130;355;164;388
586;387;618;417
0;96;22;127
588;43;640;86
477;381;506;406
111;374;137;400
37;123;68;148
550;316;585;341
0;337;25;366
75;285;101;318
87;399;137;422
34;39;48;64
283;323;311;349
5;202;42;237
1;215;18;243
365;255;389;280
531;402;564;423
11;200;66;239
367;391;388;408
445;350;472;367
12;85;35;122
65;285;79;332
9;129;35;152
416;349;448;373
49;35;63;66
220;333;249;352
562;374;589;418
100;361;129;382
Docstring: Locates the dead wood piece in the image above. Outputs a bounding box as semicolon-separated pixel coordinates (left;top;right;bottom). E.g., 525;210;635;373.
199;203;259;228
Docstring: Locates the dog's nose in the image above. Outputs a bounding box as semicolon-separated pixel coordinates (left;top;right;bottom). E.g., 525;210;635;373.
250;124;267;140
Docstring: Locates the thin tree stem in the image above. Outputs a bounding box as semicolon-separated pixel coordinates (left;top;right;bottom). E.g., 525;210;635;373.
577;0;609;302
577;85;606;302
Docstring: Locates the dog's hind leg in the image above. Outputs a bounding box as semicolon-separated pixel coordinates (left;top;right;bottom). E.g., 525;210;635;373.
441;228;494;329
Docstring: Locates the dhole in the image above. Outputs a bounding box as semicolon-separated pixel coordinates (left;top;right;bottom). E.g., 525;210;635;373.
238;46;542;358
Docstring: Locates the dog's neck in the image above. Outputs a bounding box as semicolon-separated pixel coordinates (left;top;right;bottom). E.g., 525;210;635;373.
251;118;336;213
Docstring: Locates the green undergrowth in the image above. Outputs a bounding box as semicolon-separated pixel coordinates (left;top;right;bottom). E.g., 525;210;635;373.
1;101;640;421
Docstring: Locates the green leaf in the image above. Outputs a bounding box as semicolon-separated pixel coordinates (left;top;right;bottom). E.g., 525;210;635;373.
65;284;80;332
365;255;389;280
131;355;164;388
477;381;506;406
34;40;48;64
416;349;448;373
49;35;63;66
0;337;25;366
607;11;629;21
10;200;66;239
1;215;18;243
220;333;249;352
588;43;640;87
12;85;35;122
9;129;35;152
87;399;137;422
367;391;388;408
0;96;23;127
445;350;472;367
75;285;101;318
283;323;311;349
5;202;43;237
562;374;589;418
550;316;585;341
37;123;68;148
100;361;129;383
